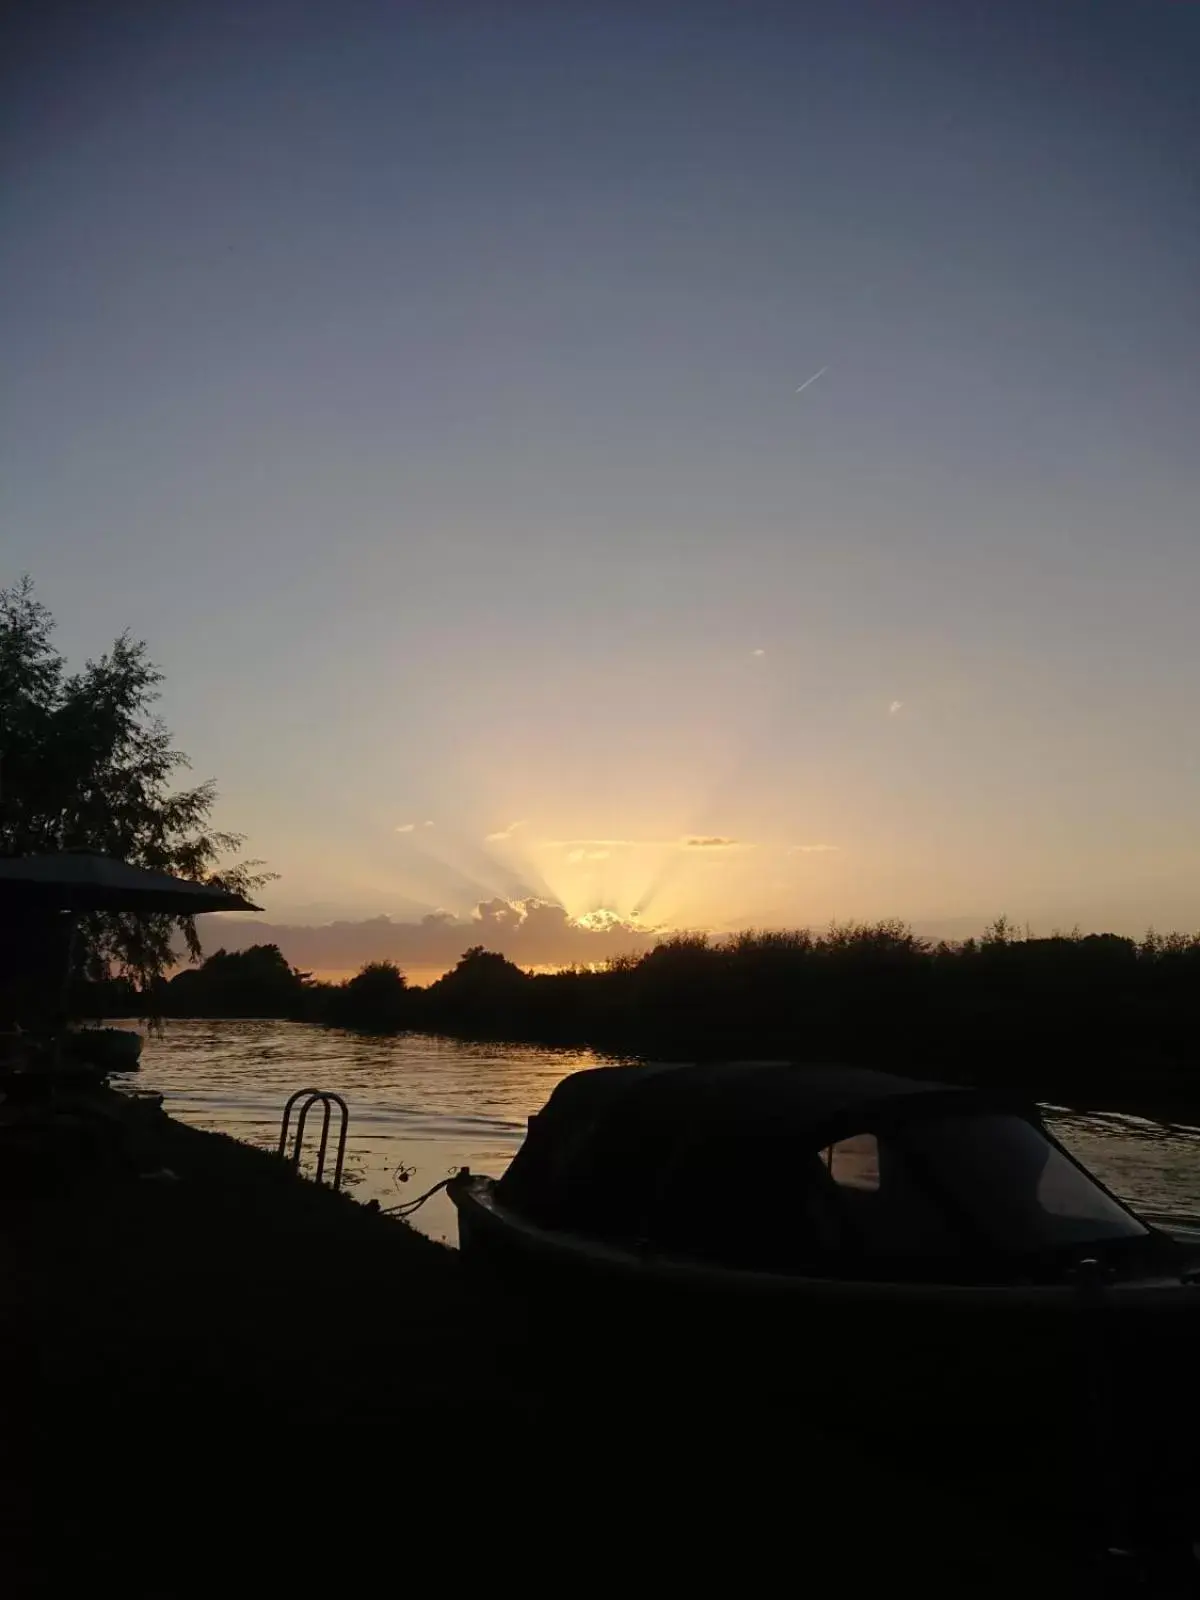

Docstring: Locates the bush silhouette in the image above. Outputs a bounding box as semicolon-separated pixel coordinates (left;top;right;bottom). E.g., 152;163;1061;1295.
328;960;408;1031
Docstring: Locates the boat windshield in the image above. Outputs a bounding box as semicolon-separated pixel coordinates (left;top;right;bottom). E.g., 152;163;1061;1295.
897;1113;1148;1254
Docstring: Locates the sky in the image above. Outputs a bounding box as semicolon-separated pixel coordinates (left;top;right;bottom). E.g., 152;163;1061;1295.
4;1;1199;976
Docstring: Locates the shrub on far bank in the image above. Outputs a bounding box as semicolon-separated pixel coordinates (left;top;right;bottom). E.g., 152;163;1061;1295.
157;944;311;1019
325;960;408;1031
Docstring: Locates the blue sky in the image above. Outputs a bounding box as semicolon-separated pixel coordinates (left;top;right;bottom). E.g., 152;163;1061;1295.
4;1;1198;967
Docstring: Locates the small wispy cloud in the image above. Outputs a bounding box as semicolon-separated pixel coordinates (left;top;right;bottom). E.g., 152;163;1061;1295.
395;823;416;834
566;848;611;864
485;819;528;843
423;820;434;828
751;648;766;658
548;835;749;853
547;838;647;850
889;700;904;715
788;844;840;855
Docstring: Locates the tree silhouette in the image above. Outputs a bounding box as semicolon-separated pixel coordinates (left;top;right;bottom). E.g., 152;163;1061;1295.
0;578;271;987
163;945;309;1018
420;946;529;1025
331;960;408;1030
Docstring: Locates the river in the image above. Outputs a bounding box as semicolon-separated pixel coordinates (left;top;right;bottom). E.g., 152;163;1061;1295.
123;1018;1200;1247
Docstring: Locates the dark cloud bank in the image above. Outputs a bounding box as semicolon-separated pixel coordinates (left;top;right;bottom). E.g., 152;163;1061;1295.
201;898;664;977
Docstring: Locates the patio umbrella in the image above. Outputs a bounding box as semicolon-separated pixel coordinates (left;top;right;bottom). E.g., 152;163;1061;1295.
0;852;263;915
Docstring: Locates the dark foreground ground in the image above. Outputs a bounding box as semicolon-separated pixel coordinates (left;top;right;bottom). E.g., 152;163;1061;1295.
2;1093;1176;1596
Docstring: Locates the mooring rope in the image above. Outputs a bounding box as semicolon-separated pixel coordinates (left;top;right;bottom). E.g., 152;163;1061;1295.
381;1172;457;1217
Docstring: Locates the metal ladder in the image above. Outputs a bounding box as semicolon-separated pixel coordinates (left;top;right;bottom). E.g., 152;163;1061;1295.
278;1088;349;1192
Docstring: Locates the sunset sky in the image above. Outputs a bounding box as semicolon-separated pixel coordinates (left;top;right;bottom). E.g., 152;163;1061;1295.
5;1;1199;975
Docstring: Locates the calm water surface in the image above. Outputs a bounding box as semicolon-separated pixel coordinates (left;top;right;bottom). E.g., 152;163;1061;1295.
123;1019;1200;1246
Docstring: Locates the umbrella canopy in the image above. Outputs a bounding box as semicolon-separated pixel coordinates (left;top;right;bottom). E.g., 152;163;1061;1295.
0;852;263;915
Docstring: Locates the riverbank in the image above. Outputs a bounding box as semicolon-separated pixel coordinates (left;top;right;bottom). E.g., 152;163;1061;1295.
16;1095;526;1420
9;1089;1094;1593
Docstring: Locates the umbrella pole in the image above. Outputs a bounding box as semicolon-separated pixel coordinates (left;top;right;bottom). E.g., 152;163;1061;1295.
53;912;79;1068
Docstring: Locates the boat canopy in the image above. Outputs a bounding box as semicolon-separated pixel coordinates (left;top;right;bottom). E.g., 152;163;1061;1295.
497;1062;1148;1278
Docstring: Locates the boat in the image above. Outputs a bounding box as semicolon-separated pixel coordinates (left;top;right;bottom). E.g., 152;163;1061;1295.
64;1027;144;1073
452;1061;1200;1452
450;1062;1200;1569
450;1061;1198;1295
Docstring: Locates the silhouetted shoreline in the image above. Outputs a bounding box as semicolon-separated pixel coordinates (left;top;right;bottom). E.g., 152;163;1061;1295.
5;1088;1096;1590
73;920;1200;1125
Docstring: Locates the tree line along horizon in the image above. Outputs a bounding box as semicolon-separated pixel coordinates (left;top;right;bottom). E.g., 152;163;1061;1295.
71;920;1200;1117
4;578;1200;1116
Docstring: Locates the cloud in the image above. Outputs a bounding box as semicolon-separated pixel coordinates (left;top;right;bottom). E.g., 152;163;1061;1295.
788;844;840;855
547;838;646;849
485;820;527;843
424;820;435;828
547;835;749;853
573;908;630;932
473;896;529;928
395;823;416;834
889;700;904;715
751;648;766;658
566;848;611;864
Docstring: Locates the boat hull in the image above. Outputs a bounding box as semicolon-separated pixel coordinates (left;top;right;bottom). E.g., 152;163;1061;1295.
450;1170;1200;1488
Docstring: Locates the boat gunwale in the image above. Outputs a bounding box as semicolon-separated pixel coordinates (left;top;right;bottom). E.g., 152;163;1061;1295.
448;1171;1200;1312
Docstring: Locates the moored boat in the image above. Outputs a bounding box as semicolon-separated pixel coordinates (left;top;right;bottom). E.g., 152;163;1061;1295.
65;1027;144;1073
449;1060;1200;1546
450;1061;1198;1303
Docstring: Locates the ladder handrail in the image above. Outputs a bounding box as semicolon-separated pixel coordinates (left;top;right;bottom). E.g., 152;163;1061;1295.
278;1087;349;1191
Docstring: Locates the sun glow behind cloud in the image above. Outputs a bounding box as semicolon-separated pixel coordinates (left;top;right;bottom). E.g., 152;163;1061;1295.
373;652;858;949
479;831;761;931
351;608;874;945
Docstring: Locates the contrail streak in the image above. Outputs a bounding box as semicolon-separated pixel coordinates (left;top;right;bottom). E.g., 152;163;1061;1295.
795;365;829;394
